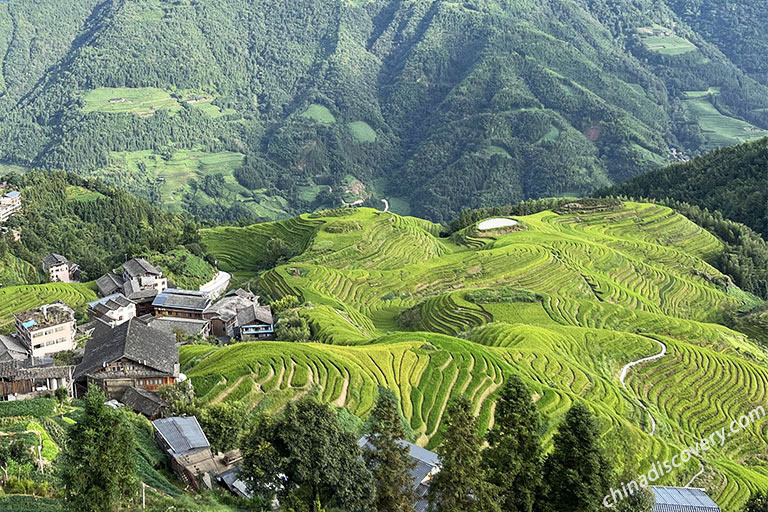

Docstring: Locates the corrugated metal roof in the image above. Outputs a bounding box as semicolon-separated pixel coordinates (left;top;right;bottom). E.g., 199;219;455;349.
652;487;721;512
153;416;210;455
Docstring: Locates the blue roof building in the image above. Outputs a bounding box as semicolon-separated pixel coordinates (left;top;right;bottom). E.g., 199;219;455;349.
651;486;721;512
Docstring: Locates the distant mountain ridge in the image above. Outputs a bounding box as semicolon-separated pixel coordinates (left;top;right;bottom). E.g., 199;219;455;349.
1;0;768;221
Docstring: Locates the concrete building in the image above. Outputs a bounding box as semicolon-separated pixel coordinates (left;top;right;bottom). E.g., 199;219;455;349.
87;294;137;327
42;253;79;283
0;190;21;223
13;302;77;358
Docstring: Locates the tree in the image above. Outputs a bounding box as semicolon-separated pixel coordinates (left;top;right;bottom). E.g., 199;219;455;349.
59;385;137;512
427;398;499;512
240;398;374;512
542;403;614;512
363;387;416;512
483;374;543;512
743;492;768;512
613;474;654;512
198;401;249;453
157;380;197;416
55;387;68;407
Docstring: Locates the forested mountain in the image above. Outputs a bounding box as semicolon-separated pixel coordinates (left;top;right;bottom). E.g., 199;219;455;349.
2;0;768;222
607;137;768;238
0;171;203;283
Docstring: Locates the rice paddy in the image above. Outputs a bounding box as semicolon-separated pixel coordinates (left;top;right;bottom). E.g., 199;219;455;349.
196;201;767;509
0;282;98;331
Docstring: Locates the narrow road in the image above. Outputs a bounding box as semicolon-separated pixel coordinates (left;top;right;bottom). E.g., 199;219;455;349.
685;463;705;487
381;198;389;212
620;338;667;436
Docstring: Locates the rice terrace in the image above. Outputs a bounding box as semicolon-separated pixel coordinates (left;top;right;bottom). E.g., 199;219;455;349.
194;201;768;510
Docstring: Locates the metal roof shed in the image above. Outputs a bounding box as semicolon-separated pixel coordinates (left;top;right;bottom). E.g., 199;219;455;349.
651;486;721;512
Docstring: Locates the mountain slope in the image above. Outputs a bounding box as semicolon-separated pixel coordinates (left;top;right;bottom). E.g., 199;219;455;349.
197;202;768;510
3;0;768;221
607;137;768;237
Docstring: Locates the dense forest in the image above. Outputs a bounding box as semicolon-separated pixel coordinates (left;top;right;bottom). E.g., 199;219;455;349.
2;0;768;221
606;137;768;238
0;171;203;283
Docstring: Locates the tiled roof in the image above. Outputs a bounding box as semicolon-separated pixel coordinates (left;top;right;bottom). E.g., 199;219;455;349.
0;335;29;362
359;435;439;510
651;487;721;512
153;289;211;311
142;316;209;337
236;305;273;326
42;253;68;267
123;258;162;278
203;289;258;322
89;294;134;313
96;273;125;297
74;318;178;379
121;386;168;417
153;416;210;456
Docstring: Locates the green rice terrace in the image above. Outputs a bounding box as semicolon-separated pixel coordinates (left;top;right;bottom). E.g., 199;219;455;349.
197;201;768;510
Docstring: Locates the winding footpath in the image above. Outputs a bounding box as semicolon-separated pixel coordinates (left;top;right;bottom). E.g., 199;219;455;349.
620;338;667;436
619;337;706;487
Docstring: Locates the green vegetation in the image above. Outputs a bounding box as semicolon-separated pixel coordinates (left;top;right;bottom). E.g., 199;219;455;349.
144;247;215;290
81;87;182;116
348;121;376;142
301;104;336;124
682;97;768;149
0;282;97;332
4;0;768;221
0;171;203;283
194;202;768;509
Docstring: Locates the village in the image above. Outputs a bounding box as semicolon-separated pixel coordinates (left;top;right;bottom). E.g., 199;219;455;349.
1;239;284;495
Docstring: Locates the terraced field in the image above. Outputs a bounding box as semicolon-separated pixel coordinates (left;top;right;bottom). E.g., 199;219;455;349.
0;282;98;331
196;202;768;510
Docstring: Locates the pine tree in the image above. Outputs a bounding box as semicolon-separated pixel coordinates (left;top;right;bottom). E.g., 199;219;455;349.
59;385;137;512
542;403;614;512
483;374;543;512
427;397;499;512
744;492;768;512
363;387;417;512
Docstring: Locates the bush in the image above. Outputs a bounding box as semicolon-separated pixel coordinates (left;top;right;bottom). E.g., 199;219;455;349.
464;287;541;304
0;399;55;418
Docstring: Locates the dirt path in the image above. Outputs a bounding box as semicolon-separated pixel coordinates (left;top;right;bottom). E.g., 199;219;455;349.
333;371;350;407
211;375;249;404
620;338;667;436
381;199;390;212
685;462;705;487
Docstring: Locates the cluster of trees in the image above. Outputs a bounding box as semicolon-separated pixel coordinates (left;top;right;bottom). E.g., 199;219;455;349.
236;376;652;512
5;0;768;221
0;171;204;282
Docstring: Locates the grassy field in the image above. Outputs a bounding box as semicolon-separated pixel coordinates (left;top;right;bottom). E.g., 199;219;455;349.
683;96;768;148
106;150;246;211
301;104;336;124
348;121;377;142
65;185;106;203
81;87;234;119
81;87;182;116
198;202;768;509
638;25;697;55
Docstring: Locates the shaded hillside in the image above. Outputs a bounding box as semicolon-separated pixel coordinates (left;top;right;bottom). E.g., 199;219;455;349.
198;202;768;510
2;0;768;220
0;171;203;282
607;137;768;238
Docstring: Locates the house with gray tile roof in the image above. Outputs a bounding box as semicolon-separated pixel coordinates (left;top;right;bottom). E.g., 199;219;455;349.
96;258;168;315
121;385;168;420
74;318;179;398
153;289;211;320
153;416;219;489
359;436;439;512
651;486;721;512
88;294;136;327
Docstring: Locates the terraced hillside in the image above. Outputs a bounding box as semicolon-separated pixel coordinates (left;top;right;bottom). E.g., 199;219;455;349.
197;202;768;510
0;282;98;332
